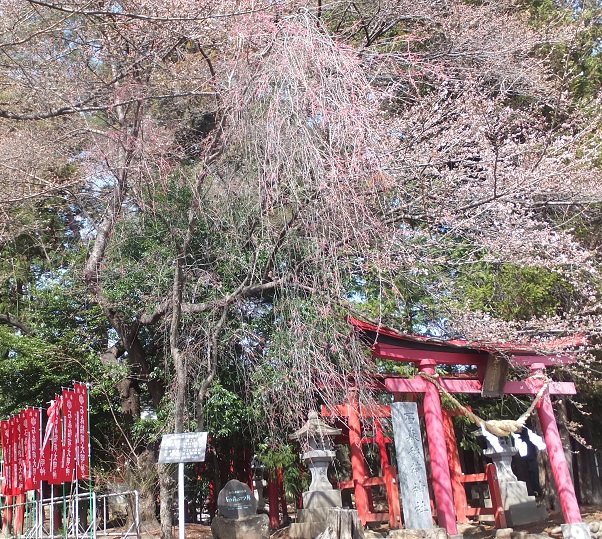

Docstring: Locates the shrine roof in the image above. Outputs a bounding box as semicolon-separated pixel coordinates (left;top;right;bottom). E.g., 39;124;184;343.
348;316;586;366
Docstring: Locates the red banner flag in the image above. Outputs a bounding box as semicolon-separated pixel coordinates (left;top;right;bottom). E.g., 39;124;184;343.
23;408;42;491
12;413;24;495
74;383;90;480
10;416;17;495
1;419;12;496
40;398;63;484
62;389;76;483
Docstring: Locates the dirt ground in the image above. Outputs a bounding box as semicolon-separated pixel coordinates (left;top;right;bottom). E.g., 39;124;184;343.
138;505;602;539
459;505;602;538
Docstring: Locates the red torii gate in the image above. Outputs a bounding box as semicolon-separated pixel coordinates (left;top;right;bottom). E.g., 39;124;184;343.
347;317;586;537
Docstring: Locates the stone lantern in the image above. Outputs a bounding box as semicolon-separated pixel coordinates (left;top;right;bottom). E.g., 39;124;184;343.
290;411;342;492
289;411;343;539
480;432;547;526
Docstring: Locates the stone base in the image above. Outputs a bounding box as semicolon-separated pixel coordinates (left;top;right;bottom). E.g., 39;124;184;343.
290;489;343;539
298;507;335;523
289;506;340;539
211;514;270;539
480;479;547;527
303;490;342;509
505;501;547;527
501;479;546;527
561;523;592;539
389;527;451;539
290;520;329;539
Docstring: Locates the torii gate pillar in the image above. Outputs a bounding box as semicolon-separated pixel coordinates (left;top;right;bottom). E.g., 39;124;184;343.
528;365;590;539
419;360;458;536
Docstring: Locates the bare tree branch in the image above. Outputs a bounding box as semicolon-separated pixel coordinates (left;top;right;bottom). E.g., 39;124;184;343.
27;0;272;22
0;313;34;336
0;92;215;121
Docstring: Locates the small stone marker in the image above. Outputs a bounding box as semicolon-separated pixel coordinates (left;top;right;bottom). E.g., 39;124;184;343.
217;479;257;519
391;401;433;530
212;480;268;539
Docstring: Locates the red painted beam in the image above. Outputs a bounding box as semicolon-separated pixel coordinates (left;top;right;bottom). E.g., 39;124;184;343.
348;316;584;364
374;344;577;366
509;355;576;366
267;477;280;529
504;381;576;395
373;343;487;365
385;377;576;395
486;464;508;529
321;404;391;418
384;466;402;528
346;394;373;524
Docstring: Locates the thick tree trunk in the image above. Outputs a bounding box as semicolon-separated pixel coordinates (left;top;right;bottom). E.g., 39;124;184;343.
556;400;574;480
317;508;364;539
531;413;560;512
572;407;602;505
135;450;161;531
101;322;166;529
576;446;602;505
159;464;176;539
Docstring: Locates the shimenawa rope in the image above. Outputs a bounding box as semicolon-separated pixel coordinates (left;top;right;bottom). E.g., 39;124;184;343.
418;372;549;438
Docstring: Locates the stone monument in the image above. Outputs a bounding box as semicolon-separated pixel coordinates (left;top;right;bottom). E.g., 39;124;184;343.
289;411;343;539
482;434;547;526
211;479;270;539
391;402;434;530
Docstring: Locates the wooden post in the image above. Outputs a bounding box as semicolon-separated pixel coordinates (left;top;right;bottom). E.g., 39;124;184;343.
384;466;401;528
420;360;458;535
374;419;390;472
486;464;507;529
2;495;13;536
268;475;280;529
347;390;371;526
442;409;468;524
278;467;288;522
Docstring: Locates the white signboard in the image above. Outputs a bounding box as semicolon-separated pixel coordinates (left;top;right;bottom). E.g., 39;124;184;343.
158;432;208;464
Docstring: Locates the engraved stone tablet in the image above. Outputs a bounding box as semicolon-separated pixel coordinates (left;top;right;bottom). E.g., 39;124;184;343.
217;479;257;519
391;401;433;529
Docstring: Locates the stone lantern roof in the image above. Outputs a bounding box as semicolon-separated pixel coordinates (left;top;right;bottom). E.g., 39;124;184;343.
289;411;341;451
